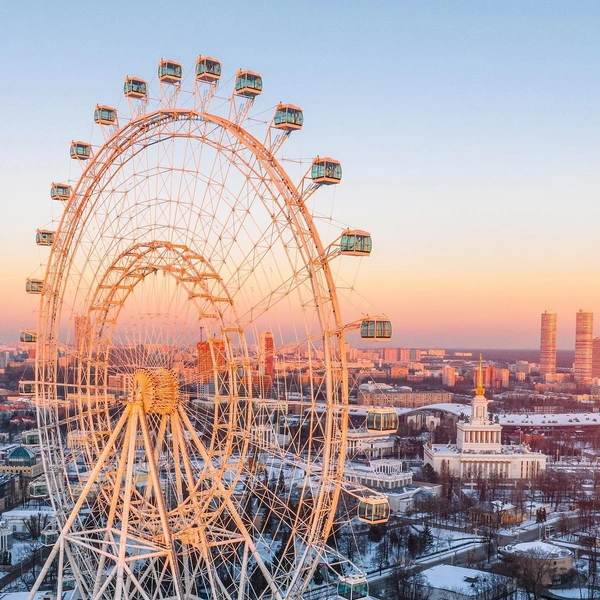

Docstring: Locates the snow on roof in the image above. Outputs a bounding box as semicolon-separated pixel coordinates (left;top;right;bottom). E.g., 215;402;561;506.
503;541;573;557
0;592;77;600
498;412;600;427
421;564;513;594
2;506;55;519
422;403;470;415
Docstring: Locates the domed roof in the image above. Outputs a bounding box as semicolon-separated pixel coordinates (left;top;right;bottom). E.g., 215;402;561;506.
6;446;36;467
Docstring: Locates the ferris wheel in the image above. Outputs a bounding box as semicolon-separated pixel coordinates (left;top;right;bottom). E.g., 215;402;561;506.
23;57;393;600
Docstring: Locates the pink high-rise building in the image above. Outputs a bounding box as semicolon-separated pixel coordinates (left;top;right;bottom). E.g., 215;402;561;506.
574;309;594;384
592;337;600;379
540;311;557;376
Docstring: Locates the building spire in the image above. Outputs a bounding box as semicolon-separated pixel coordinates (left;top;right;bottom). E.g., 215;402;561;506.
475;353;485;396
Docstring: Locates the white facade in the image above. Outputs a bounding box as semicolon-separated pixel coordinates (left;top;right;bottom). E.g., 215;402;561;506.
346;430;395;459
424;382;546;479
343;459;421;513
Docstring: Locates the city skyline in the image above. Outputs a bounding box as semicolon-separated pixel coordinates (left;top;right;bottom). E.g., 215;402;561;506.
2;1;600;349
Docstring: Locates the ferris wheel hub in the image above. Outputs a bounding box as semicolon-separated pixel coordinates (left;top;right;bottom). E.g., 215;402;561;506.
131;368;180;415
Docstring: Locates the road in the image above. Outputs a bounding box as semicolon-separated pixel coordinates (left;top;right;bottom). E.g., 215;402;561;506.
366;516;570;599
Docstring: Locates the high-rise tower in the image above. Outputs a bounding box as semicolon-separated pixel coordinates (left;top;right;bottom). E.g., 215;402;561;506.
592;337;600;379
574;309;594;384
258;331;274;378
540;311;557;376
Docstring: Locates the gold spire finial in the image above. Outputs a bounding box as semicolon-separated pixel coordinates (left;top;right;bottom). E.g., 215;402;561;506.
476;353;485;396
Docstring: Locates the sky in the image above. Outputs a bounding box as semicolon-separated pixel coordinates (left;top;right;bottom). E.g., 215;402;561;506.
1;1;599;349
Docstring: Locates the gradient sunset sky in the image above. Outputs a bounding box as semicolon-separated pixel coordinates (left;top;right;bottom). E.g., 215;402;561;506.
1;1;599;349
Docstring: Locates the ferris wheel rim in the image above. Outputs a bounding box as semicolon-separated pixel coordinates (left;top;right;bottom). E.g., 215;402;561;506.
31;63;362;600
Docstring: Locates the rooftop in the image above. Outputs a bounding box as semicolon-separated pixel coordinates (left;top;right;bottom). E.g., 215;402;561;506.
421;564;514;595
502;541;573;558
428;443;542;456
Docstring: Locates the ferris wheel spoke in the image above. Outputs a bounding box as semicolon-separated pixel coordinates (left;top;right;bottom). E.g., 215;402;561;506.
176;406;284;600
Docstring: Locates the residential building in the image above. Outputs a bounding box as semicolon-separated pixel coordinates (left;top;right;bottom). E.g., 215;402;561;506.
574;309;593;384
358;383;451;408
442;366;456;387
414;565;516;600
540;311;557;376
592;337;600;378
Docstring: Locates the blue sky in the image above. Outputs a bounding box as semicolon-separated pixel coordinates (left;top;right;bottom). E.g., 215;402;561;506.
1;1;600;348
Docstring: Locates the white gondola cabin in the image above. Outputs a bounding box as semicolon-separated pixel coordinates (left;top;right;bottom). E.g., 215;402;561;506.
41;529;58;546
22;431;39;445
274;104;303;131
124;77;148;99
94;105;117;125
158;59;182;84
63;576;76;591
36;230;54;247
26;279;44;294
357;496;390;524
311;157;342;184
235;70;263;98
337;575;368;600
19;381;36;396
51;183;72;201
20;330;37;343
29;479;48;499
360;318;392;341
196;56;222;83
366;408;398;434
340;230;372;256
70;141;91;160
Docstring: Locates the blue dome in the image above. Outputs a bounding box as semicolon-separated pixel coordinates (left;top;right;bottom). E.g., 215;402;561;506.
7;446;36;467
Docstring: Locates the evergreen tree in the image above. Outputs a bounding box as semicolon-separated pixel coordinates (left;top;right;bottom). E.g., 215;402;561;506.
420;523;434;553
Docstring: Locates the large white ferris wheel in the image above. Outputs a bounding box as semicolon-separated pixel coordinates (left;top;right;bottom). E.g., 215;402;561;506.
22;57;394;600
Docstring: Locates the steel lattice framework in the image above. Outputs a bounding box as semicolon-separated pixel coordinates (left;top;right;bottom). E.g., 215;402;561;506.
27;59;373;600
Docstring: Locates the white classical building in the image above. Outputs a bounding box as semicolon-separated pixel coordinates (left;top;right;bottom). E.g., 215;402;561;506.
343;459;429;513
423;367;546;479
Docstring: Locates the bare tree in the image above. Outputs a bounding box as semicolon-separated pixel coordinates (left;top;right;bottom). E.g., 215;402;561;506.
21;513;50;585
390;564;432;600
501;548;561;600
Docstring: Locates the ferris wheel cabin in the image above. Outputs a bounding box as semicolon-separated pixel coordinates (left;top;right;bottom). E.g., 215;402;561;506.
235;70;263;98
340;230;372;256
20;330;37;343
70;141;91;160
36;230;54;247
94;105;117;125
311;157;342;184
357;496;390;524
196;56;222;83
25;279;44;294
124;77;148;99
337;575;368;600
158;59;182;85
274;104;303;131
360;318;392;340
366;408;398;434
18;381;36;396
41;529;58;546
29;479;48;499
50;183;72;201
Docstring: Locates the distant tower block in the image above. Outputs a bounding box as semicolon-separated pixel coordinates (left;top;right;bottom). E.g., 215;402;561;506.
540;311;557;376
574;309;594;384
197;339;227;383
592;337;600;378
258;331;274;378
